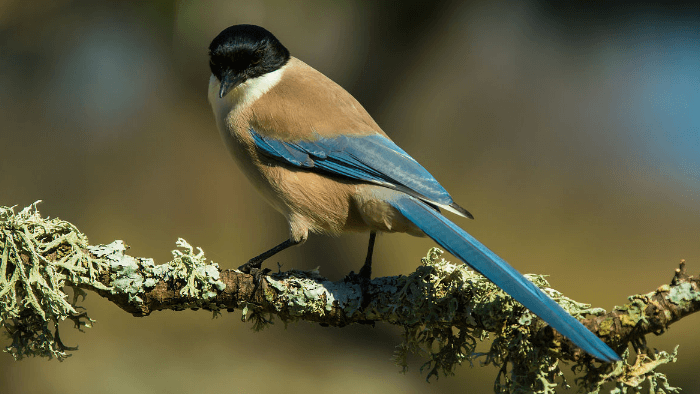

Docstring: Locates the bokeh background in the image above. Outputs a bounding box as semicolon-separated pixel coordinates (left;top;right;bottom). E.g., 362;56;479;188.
2;1;699;392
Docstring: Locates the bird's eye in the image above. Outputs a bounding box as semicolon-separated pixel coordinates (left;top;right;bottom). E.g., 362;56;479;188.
251;49;264;65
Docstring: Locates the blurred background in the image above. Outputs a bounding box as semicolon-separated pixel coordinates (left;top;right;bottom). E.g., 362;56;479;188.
1;0;699;392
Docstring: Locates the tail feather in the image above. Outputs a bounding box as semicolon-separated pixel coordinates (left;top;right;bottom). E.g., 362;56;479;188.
390;195;620;362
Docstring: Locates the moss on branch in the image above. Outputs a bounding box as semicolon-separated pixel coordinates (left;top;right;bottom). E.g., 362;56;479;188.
1;202;692;393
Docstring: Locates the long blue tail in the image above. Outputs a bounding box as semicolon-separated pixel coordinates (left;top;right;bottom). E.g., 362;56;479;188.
390;195;620;362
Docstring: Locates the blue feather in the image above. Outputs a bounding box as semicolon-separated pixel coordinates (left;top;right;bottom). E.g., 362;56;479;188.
388;194;620;362
250;129;455;206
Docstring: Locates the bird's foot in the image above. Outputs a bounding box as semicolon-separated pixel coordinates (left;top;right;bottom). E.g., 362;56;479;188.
238;257;264;274
345;266;373;310
345;270;368;283
239;258;271;292
248;266;271;284
345;260;372;285
239;259;271;300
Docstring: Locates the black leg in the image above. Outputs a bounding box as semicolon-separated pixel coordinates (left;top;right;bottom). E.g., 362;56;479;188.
358;231;376;279
239;238;299;273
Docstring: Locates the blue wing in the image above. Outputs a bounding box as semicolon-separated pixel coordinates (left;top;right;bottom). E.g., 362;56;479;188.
250;128;457;208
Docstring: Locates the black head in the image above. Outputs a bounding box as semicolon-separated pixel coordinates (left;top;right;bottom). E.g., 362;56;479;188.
209;25;290;98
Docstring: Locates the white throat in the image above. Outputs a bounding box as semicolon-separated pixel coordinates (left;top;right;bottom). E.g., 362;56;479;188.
208;66;285;120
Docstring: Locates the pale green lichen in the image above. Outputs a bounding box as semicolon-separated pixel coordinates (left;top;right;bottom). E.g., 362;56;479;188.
93;238;226;309
0;203;226;360
391;248;495;381
0;202;105;360
90;240;149;304
667;282;699;305
583;347;680;394
615;298;648;328
257;247;682;392
390;248;680;393
266;268;362;318
0;203;686;392
167;239;226;301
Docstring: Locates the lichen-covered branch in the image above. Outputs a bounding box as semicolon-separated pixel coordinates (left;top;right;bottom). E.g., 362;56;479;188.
0;203;691;393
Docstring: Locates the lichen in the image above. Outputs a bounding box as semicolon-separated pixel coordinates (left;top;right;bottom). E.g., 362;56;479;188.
0;203;226;360
90;240;149;304
390;248;680;393
0;202;104;360
667;282;699;305
391;248;495;381
265;268;362;318
96;238;226;309
166;238;226;302
581;347;680;393
0;203;686;392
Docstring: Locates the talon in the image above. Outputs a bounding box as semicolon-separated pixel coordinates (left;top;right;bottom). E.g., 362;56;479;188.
238;258;263;274
345;270;372;310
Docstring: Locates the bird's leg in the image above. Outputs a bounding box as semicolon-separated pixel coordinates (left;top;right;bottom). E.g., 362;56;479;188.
357;231;376;279
239;238;299;273
345;231;377;311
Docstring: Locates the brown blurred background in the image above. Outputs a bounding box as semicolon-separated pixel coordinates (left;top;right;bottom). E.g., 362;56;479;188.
2;1;699;392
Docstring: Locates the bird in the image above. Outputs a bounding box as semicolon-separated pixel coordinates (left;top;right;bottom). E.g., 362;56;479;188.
207;24;620;363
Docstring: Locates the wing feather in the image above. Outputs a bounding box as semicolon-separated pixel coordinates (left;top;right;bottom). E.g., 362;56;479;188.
250;128;470;217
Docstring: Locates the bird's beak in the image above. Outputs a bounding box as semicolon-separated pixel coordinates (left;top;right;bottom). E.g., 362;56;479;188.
218;69;245;98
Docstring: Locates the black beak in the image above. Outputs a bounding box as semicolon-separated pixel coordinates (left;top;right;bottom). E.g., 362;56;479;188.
219;69;245;98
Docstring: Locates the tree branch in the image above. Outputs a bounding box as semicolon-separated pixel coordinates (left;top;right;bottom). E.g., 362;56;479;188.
0;202;689;393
